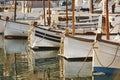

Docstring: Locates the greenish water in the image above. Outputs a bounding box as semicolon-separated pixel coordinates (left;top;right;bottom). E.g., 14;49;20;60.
0;35;120;80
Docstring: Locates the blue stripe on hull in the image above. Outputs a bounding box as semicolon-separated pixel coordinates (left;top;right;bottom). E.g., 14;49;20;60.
94;67;120;74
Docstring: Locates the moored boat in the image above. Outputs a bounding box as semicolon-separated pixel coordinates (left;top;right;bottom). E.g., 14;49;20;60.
28;23;63;49
93;0;120;74
4;20;30;39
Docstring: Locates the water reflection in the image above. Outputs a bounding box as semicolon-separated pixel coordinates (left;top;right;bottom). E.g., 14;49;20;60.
59;57;92;78
0;35;60;80
0;35;120;80
32;49;60;80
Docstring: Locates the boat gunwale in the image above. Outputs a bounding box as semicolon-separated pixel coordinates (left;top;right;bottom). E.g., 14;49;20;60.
98;39;120;46
67;35;95;42
36;25;63;33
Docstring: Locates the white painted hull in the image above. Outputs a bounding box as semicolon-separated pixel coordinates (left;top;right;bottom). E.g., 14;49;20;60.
63;36;94;58
29;26;63;48
4;39;27;54
60;35;94;77
60;58;92;78
0;19;7;34
93;41;120;73
4;21;29;37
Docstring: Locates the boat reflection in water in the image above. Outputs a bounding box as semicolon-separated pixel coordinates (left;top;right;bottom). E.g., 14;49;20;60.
1;38;34;80
59;57;92;80
0;37;60;80
31;49;60;80
4;39;27;54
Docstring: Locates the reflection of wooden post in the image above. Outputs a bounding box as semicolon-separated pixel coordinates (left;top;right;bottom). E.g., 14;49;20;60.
14;0;17;22
106;0;110;40
14;54;17;80
4;54;14;77
59;57;65;80
72;0;75;36
4;55;10;77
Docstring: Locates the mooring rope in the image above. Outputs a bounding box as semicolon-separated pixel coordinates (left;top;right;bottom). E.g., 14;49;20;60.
77;42;95;77
93;42;120;67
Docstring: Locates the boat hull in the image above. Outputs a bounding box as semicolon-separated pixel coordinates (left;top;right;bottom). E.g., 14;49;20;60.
62;35;94;58
93;40;120;74
59;35;94;77
4;21;29;39
0;19;7;34
29;26;62;48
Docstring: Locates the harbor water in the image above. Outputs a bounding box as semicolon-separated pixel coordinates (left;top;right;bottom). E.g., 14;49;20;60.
0;35;120;80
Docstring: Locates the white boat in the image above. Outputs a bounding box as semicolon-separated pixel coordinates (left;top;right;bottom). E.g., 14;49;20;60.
0;17;8;34
4;21;29;39
58;5;99;77
61;35;94;59
59;34;96;78
28;25;63;49
93;33;120;74
93;16;120;74
93;0;120;74
0;19;6;34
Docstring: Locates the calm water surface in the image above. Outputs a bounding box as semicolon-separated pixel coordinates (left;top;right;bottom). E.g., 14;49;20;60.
0;35;120;80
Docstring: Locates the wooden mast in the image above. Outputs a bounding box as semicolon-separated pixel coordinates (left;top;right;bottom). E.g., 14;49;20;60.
48;0;51;26
65;0;69;35
14;0;17;21
90;0;93;13
43;0;46;25
105;0;110;40
72;0;75;36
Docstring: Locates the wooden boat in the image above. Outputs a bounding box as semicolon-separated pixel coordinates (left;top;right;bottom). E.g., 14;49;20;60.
93;33;120;74
4;20;29;39
28;24;63;49
58;0;97;78
93;0;120;74
28;0;65;49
